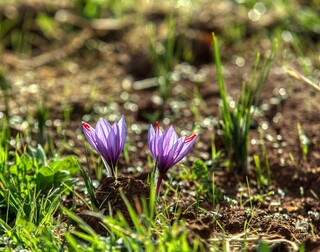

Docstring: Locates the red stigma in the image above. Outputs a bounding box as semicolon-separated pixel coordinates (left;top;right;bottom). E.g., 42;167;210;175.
82;122;91;131
156;121;160;132
185;134;197;143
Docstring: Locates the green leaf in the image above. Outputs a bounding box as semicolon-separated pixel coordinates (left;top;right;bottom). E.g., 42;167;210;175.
29;144;47;167
257;241;271;252
53;170;70;182
192;159;208;181
51;156;79;175
20;153;33;172
37;166;54;188
9;164;18;175
36;13;56;39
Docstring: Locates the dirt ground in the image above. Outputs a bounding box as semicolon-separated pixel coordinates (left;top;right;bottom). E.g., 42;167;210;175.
1;1;320;251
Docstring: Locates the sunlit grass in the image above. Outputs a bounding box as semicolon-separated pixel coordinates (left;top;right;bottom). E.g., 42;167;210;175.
0;132;80;250
212;34;276;173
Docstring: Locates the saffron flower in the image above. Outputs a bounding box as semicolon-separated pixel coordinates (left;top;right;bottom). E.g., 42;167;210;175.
82;116;126;177
148;122;198;195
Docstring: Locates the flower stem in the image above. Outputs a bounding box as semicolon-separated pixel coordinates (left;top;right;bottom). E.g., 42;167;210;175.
102;157;114;177
155;172;164;197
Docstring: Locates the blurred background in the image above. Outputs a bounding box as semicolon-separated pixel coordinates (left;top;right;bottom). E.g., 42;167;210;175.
0;0;319;162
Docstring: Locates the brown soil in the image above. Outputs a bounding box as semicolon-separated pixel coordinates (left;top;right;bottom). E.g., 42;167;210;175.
1;1;319;250
78;177;150;236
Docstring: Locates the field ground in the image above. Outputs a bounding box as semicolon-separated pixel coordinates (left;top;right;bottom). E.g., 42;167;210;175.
0;0;320;251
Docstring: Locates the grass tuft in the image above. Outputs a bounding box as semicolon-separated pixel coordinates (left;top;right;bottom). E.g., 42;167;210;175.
212;33;277;173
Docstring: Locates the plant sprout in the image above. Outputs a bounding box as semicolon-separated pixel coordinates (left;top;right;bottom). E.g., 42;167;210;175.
297;122;310;160
148;15;179;103
212;33;276;173
82;116;127;177
148;122;198;195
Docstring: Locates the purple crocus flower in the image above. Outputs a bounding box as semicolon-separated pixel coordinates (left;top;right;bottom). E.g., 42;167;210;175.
148;122;198;195
82;116;126;177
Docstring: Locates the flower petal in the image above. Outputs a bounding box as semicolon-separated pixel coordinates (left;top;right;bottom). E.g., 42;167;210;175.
148;122;198;195
96;136;113;165
82;122;99;152
157;136;185;173
158;126;178;157
165;136;186;169
112;122;120;158
82;116;127;176
148;125;157;159
173;134;198;164
117;115;127;154
96;118;117;160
